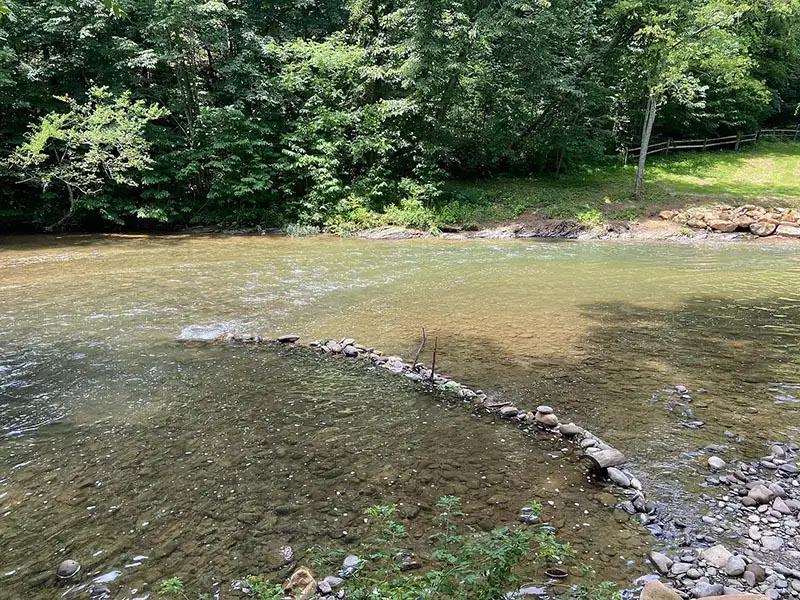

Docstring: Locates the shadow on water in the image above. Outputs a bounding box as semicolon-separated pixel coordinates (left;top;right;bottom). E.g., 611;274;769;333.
408;293;800;511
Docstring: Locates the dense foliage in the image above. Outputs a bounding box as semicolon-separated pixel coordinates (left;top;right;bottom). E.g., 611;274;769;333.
0;0;798;231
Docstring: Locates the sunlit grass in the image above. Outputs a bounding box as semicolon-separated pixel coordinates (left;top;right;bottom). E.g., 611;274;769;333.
443;142;800;226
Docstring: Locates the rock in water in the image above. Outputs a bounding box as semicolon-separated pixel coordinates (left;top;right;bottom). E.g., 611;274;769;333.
584;447;627;469
700;545;733;568
277;334;300;343
535;411;559;428
56;559;81;580
607;467;631;487
558;422;585;437
641;581;682;600
708;456;726;470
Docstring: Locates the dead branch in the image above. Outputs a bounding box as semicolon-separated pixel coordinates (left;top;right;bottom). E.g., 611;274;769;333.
412;327;427;370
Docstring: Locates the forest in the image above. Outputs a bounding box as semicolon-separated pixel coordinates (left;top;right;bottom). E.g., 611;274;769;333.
0;0;798;232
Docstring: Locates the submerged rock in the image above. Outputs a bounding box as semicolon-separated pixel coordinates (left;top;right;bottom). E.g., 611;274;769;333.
56;559;81;580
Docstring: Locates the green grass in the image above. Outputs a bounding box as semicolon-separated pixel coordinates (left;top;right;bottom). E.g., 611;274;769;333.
438;141;800;228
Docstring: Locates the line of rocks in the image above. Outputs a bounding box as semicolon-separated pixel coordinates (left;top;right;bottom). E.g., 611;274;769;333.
659;205;800;238
206;332;657;527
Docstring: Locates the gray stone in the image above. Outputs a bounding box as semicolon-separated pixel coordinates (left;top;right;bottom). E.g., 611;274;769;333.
536;405;554;415
762;536;784;551
726;556;747;577
558;423;585;437
672;562;693;575
649;551;673;574
607;467;631;487
277;334;300;343
701;544;733;568
709;456;727;471
56;559;81;580
692;582;725;598
687;569;704;580
748;485;775;505
774;497;793;515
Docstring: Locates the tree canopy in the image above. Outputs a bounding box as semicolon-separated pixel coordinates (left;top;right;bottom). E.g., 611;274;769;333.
0;0;798;231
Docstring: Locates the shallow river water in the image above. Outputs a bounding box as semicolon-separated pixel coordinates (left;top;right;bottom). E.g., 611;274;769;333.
2;234;800;599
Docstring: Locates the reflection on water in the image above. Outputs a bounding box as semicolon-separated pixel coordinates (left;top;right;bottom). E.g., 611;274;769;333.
2;234;800;597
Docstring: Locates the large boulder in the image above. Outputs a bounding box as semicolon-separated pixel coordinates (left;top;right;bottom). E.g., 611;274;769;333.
750;222;777;237
776;224;800;237
707;219;738;233
641;581;682;600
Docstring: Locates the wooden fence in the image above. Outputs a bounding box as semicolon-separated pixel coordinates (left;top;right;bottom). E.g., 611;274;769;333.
623;126;800;165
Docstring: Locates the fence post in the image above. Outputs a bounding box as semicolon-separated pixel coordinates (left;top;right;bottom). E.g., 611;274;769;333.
794;124;799;142
735;132;742;151
702;137;708;151
756;128;761;143
665;138;672;157
622;148;628;166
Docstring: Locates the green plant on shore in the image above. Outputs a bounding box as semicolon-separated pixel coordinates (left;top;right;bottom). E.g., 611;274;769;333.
158;577;187;599
242;575;284;600
344;495;589;600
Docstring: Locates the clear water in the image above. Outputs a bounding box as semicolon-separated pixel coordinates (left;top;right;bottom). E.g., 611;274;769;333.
2;234;800;598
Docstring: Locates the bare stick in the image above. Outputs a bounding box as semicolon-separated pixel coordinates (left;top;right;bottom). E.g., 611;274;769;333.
429;336;438;383
412;327;427;370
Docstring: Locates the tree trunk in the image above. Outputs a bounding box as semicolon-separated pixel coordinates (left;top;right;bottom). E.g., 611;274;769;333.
46;183;77;232
633;93;658;201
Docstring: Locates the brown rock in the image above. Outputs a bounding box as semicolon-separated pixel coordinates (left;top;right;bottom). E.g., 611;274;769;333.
776;224;800;237
535;412;559;428
659;210;677;221
750;222;777;237
707;219;738;233
641;581;682;600
284;567;317;600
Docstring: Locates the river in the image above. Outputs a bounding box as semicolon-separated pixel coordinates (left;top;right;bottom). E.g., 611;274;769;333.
2;234;800;598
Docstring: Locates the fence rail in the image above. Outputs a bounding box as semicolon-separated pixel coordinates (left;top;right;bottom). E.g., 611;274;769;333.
623;126;800;164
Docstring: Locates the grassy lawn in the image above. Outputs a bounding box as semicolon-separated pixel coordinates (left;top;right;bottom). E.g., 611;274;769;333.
440;141;800;227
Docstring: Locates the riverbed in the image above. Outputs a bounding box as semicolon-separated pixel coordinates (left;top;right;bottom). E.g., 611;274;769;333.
2;234;800;598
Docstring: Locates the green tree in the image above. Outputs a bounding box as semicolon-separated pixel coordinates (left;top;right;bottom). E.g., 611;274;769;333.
621;0;766;199
6;86;167;229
